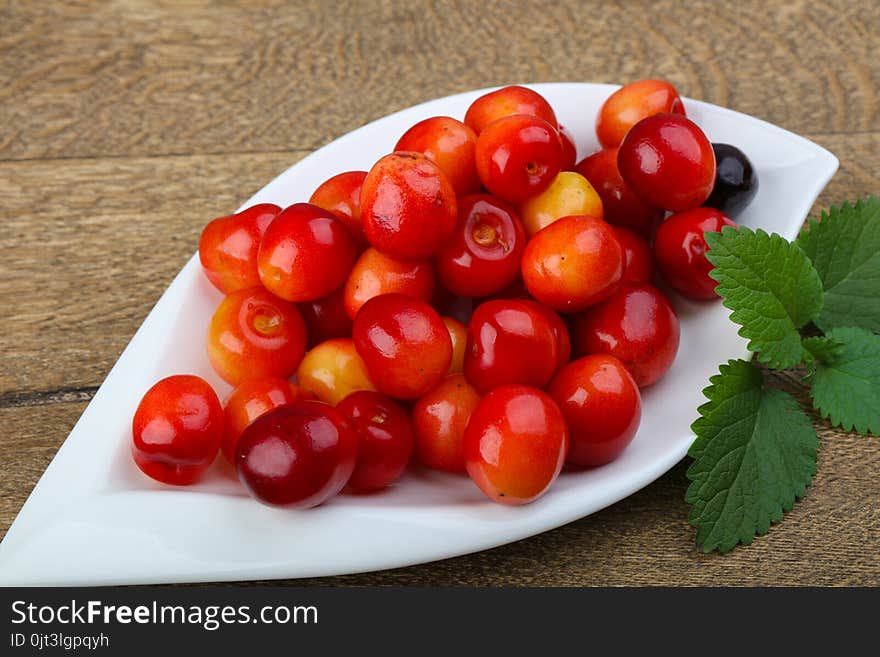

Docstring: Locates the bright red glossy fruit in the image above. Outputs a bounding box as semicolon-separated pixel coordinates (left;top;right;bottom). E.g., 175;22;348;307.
207;286;308;385
557;124;578;170
618;114;716;212
132;375;223;485
464;85;558;135
412;374;481;474
464;299;558;393
434;194;526;298
308;171;368;246
518;299;571;370
395;116;481;196
572;283;680;387
522;214;624;313
352;294;453;399
575;147;663;238
360;152;458;260
198;203;281;294
299;287;353;348
235;401;357;508
547;355;641;467
475;115;563;203
343;247;435;319
336;391;414;492
613;226;654;284
464;385;568;505
597;79;685;148
653;207;738;300
222;377;314;463
258;202;358;302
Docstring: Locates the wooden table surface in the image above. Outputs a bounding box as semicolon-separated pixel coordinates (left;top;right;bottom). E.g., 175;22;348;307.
1;0;878;586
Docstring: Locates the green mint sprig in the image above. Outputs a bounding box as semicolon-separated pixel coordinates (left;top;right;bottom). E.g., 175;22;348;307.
684;196;880;553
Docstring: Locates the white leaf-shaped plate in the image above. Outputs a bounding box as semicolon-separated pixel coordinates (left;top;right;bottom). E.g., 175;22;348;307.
0;83;837;585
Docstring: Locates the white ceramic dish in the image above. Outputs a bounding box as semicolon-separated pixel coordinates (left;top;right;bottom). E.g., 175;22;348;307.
0;83;837;585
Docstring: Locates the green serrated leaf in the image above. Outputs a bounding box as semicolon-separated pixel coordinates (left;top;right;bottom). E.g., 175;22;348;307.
686;359;818;553
796;197;880;333
706;227;824;370
809;327;880;435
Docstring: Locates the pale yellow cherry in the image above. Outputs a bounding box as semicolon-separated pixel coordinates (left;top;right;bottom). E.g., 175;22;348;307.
520;171;604;237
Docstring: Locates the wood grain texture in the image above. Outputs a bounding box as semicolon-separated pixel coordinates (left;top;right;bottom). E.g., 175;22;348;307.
0;0;878;586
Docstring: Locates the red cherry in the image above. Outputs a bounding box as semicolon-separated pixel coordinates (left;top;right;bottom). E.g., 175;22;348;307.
352;294;452;399
434;194;527;298
464;385;568;505
360;152;458;260
395;116;481;196
618;114;716;212
572;284;680;387
132;375;223;485
198;204;280;294
613;226;655;284
522;215;625;313
308;171;368;246
475;115;563;203
464;85;558;135
258;202;358;302
235;401;357;508
464;299;558;393
653;207;738;300
412;374;481;474
336;391;414;492
547;355;641;467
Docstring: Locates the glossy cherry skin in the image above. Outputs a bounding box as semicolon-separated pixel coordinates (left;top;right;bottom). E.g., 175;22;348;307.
361;152;458;260
343;247;435;319
352;294;453;399
222;377;313;463
654;207;737;300
464;299;558;393
613;226;654;284
199;203;281;295
596;79;685;148
704;143;758;217
547;355;641;467
308;171;368;246
475;115;563;203
299;287;353;348
520;171;604;237
522;214;625;313
575;147;663;238
206;286;307;385
296;337;377;405
518;299;571;370
132;375;223;485
442;316;468;374
235;401;357;508
557;124;578;170
258;202;358;302
464;85;558;135
336;391;414;492
395;116;481;196
572;283;680;387
412;374;481;474
618;114;716;212
434;194;526;298
463;385;568;505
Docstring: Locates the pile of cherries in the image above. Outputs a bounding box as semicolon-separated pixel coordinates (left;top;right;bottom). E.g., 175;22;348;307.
131;80;758;508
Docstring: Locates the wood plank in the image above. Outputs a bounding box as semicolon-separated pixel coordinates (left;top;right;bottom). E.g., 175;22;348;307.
1;0;877;161
1;132;876;396
1;402;876;586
